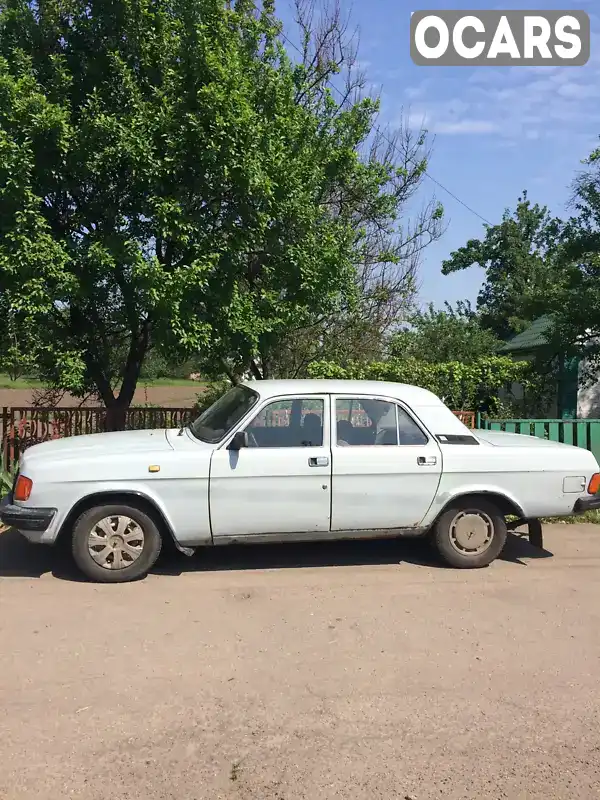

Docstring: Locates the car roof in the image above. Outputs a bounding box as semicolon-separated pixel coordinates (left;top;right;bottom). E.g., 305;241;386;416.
240;379;444;407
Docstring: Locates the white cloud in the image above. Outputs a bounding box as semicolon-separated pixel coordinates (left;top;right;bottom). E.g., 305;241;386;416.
406;109;431;131
468;65;562;84
404;31;600;144
434;119;499;135
405;84;426;100
557;81;600;99
467;69;505;85
518;65;562;75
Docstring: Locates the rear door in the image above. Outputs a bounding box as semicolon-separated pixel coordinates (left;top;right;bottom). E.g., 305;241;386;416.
331;394;442;531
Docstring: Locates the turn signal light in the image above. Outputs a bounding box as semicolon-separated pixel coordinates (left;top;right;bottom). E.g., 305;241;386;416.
14;475;32;502
588;473;600;495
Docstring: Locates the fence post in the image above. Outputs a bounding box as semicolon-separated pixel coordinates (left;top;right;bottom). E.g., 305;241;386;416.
1;407;7;467
7;408;15;472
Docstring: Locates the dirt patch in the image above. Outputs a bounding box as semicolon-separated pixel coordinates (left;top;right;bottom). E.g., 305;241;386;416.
1;526;600;799
0;384;203;409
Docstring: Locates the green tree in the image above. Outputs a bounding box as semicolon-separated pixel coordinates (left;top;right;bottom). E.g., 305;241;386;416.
388;301;500;364
0;0;417;424
549;141;600;370
441;192;563;340
244;121;444;380
199;1;444;380
203;0;443;379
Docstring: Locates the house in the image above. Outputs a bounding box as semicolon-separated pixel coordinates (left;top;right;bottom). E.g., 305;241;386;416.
499;315;599;419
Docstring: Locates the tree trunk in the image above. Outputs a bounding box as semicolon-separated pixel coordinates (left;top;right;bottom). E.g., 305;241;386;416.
249;359;264;380
101;322;151;432
104;400;128;432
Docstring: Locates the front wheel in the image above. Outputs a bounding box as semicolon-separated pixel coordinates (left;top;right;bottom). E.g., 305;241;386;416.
71;504;163;583
431;500;507;569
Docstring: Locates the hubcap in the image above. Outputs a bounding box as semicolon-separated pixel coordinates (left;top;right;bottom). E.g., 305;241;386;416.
449;510;494;555
88;515;144;570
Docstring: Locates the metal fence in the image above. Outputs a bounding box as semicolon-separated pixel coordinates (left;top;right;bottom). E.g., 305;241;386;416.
1;407;193;471
478;417;600;464
0;405;477;473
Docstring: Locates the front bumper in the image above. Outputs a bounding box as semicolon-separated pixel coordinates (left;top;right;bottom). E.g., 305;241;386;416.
0;503;57;533
573;495;600;514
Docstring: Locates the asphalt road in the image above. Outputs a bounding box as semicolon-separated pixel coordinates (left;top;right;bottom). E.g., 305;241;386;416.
1;525;600;800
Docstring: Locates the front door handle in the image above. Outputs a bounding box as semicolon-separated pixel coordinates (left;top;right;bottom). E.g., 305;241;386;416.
309;456;329;467
417;456;437;466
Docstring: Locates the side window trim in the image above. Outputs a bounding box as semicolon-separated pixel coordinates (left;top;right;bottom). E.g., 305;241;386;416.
221;394;330;450
332;394;430;447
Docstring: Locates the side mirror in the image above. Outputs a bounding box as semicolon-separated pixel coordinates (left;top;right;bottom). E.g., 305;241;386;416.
228;430;249;451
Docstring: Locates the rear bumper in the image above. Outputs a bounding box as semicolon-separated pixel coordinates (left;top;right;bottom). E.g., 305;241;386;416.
573;496;600;514
0;503;57;533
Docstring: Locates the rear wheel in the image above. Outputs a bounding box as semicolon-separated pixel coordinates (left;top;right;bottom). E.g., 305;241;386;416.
431;499;507;569
71;504;162;583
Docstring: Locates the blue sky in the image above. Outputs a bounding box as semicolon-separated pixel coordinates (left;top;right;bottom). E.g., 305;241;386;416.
279;0;600;310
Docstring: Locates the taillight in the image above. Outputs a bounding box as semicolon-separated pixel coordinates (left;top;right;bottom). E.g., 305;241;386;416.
14;475;33;502
588;473;600;495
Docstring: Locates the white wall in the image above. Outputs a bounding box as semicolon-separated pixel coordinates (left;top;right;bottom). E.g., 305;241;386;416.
578;359;600;418
500;353;558;418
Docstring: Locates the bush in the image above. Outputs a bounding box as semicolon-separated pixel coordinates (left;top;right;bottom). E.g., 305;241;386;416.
0;453;17;500
307;356;534;413
193;380;232;414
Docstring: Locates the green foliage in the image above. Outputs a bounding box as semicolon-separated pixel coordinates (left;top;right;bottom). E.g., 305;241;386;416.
0;0;399;422
139;350;198;382
195;19;444;380
193;380;231;414
0;453;17;500
442;192;564;340
308;356;533;412
547;140;600;373
388;301;501;364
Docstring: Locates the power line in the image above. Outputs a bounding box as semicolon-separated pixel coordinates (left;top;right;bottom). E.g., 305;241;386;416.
421;172;492;225
279;29;493;226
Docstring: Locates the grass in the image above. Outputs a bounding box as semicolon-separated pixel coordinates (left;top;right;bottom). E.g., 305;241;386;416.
0;373;206;390
0;374;44;389
541;510;600;525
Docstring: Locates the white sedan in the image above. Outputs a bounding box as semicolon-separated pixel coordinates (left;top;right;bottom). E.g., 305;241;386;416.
2;379;599;582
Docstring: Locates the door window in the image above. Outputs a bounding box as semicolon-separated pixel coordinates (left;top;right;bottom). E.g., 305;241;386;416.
245;398;325;448
335;398;428;446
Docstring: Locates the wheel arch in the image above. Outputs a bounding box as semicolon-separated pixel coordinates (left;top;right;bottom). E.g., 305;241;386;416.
57;490;179;547
433;490;526;523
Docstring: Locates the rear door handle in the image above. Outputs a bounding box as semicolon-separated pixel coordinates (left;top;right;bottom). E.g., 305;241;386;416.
417;456;437;466
309;456;329;467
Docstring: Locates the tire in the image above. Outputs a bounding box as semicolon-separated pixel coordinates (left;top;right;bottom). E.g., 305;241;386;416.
71;503;163;583
431;499;507;569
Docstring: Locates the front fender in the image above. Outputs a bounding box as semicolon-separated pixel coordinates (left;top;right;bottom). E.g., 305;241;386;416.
30;477;211;547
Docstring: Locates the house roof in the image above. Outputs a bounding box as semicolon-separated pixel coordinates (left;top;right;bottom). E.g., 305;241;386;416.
499;315;553;354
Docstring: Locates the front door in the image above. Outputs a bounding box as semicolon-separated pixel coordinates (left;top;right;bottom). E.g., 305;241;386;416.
331;395;442;531
209;395;332;538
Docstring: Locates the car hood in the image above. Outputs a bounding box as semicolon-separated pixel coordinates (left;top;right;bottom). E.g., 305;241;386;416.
22;429;174;464
476;430;582;449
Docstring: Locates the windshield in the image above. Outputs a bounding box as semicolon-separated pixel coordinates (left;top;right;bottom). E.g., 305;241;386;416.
188;385;259;444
